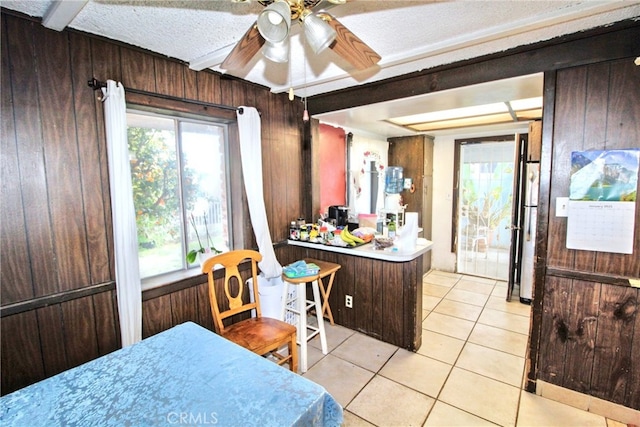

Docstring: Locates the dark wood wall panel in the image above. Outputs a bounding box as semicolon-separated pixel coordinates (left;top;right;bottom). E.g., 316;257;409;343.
170;286;200;326
36;305;69;378
7;17;59;299
628;305;640;409
36;23;91;292
546;67;586;270
538;276;571;385
595;61;640;276
70;33;113;286
590;286;637;405
0;15;33;303
546;60;640;275
381;262;403;345
538;58;640;409
91;290;120;355
563;280;599;394
0;312;44;393
142;294;173;338
120;48;156;92
371;260;384;339
61;296;99;368
154;58;185;98
353;257;374;337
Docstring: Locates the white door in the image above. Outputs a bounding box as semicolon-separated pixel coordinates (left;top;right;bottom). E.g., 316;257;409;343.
456;140;516;280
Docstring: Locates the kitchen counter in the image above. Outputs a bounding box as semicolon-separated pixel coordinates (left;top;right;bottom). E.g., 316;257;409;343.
287;238;433;262
286;237;433;351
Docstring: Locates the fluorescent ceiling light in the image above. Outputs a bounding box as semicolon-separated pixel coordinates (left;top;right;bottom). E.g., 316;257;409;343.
510;97;543;110
407;113;515;132
391;102;508;126
389;97;543;131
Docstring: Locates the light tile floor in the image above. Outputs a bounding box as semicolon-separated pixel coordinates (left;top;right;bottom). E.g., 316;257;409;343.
299;269;629;427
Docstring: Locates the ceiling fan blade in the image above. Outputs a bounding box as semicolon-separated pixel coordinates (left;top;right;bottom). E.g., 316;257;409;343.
325;16;381;71
221;23;265;70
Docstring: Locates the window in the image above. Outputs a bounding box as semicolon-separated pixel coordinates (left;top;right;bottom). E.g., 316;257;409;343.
126;108;231;279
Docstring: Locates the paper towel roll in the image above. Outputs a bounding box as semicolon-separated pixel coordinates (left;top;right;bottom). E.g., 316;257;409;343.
398;212;419;251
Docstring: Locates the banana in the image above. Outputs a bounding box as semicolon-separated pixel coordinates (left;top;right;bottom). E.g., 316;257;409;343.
343;228;365;244
340;230;356;246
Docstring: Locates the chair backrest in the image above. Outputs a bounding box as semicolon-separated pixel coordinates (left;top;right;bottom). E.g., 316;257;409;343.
201;249;263;334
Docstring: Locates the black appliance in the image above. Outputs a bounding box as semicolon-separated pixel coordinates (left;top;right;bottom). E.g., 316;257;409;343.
328;205;349;227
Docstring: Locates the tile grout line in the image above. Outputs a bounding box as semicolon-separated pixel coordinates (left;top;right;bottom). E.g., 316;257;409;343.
423;272;528;426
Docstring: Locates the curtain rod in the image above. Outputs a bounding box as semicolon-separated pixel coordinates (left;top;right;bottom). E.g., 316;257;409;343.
87;78;246;114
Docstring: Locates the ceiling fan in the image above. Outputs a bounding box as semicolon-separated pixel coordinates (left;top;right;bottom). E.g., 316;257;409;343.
221;0;381;71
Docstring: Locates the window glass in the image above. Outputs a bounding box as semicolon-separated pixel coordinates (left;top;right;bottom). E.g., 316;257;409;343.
127;110;230;279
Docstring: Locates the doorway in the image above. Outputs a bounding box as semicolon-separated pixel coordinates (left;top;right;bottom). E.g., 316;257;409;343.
454;137;515;280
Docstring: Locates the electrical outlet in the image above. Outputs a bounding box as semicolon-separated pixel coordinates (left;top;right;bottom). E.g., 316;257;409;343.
345;295;353;308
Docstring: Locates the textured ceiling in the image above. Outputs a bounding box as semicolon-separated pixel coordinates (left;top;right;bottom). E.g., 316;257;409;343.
2;0;639;137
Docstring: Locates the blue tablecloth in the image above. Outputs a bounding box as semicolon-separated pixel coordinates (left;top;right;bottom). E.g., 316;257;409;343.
0;322;343;426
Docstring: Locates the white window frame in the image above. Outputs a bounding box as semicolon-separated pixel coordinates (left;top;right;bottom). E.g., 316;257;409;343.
126;105;234;288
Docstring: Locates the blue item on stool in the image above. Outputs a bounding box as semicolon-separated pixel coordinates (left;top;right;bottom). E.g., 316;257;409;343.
283;260;320;278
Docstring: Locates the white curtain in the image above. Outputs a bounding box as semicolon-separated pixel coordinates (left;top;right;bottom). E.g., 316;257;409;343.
237;107;282;279
102;80;142;347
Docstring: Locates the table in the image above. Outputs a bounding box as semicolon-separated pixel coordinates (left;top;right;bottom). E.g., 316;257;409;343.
0;322;343;427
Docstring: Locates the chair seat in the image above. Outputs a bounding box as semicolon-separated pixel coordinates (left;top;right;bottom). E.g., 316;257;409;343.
222;317;297;355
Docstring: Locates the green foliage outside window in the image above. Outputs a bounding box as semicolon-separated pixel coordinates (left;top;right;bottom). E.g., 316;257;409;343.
128;126;193;249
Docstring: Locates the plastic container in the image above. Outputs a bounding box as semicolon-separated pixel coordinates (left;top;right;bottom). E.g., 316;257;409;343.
358;213;378;229
283;260;320;278
385;166;404;194
247;274;284;320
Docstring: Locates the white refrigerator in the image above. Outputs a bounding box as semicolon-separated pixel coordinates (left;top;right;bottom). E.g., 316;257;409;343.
520;162;539;302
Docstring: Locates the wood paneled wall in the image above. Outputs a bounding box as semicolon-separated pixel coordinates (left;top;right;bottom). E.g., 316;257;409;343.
533;58;640;410
1;12;304;394
388;134;434;272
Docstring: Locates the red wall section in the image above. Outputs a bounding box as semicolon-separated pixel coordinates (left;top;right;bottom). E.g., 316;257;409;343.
319;124;346;216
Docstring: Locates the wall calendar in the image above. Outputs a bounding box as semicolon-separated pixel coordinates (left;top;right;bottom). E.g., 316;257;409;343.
566;149;639;254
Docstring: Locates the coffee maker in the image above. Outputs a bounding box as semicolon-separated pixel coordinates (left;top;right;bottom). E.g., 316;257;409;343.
328;205;349;227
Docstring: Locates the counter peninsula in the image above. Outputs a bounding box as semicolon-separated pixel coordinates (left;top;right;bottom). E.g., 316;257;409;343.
287;239;433;350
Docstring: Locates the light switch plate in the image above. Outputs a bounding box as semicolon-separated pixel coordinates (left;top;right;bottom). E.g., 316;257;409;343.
556;197;569;217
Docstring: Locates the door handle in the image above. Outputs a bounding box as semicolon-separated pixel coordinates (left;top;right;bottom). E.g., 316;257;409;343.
506;225;520;230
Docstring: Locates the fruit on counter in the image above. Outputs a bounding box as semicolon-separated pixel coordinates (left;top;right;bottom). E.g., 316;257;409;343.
351;227;375;242
330;233;349;247
342;227;365;244
339;229;357;246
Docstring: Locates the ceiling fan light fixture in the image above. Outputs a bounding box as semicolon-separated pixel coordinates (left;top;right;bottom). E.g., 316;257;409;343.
301;11;337;54
263;39;289;63
257;0;291;43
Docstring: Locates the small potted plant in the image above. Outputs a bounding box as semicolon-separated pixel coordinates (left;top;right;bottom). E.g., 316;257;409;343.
186;213;221;265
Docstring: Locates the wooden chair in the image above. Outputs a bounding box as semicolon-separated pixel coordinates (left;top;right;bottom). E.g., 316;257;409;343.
202;250;297;372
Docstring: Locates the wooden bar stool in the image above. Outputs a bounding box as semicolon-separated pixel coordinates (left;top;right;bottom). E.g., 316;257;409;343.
303;258;341;325
281;269;327;373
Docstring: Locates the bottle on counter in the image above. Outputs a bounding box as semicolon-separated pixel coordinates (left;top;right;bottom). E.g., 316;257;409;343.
388;218;396;239
289;221;299;240
300;224;309;241
318;226;326;242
